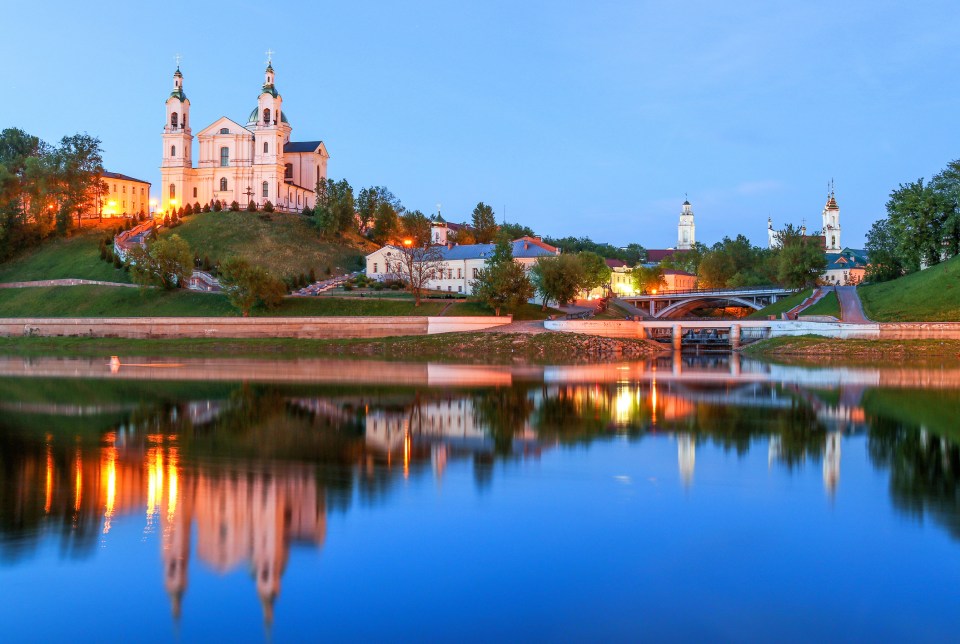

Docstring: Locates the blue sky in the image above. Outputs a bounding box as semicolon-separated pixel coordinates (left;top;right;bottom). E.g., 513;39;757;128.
2;0;958;249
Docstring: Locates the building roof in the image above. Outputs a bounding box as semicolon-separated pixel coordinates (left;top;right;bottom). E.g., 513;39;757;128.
663;269;695;277
645;248;688;263
103;171;151;185
513;236;559;254
247;106;290;125
605;258;628;269
438;239;558;261
825;248;869;270
283;141;324;153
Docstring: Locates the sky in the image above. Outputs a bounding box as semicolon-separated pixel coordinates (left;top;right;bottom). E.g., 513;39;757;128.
2;0;959;249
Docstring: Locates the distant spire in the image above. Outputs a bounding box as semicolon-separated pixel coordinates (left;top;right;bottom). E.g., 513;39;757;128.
174;53;182;70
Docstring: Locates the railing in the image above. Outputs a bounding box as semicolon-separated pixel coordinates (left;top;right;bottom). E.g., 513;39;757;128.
625;285;796;298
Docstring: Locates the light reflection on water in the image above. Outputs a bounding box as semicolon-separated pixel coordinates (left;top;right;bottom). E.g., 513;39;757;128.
0;353;959;640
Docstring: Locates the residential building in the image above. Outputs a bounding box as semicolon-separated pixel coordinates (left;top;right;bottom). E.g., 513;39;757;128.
100;171;151;217
824;248;869;285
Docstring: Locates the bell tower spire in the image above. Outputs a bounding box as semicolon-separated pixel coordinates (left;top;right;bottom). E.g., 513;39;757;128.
161;57;193;212
677;196;695;250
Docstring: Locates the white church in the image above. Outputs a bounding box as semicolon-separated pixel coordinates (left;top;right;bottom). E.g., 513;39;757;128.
160;56;328;214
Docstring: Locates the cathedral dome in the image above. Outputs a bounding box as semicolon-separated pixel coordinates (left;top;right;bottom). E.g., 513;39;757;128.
247;107;289;126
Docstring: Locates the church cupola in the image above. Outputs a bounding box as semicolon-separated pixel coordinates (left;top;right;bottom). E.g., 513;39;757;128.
821;179;841;251
677;197;695;250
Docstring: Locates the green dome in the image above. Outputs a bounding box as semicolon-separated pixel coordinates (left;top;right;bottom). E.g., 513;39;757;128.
247;107;289;126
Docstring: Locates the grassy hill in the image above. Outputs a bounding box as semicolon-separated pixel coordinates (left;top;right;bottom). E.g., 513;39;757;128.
161;211;377;279
802;290;840;318
0;228;130;284
860;255;960;322
746;289;810;319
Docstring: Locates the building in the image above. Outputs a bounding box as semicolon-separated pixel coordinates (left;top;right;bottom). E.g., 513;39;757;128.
822;182;841;251
824;248;869;285
160;58;329;215
662;269;697;291
677;199;695;250
606;259;633;296
100;172;151;217
365;237;559;295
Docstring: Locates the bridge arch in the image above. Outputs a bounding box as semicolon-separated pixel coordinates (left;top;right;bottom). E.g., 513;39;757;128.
656;296;763;319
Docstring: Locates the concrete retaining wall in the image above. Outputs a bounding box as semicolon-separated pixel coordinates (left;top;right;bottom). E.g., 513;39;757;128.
878;323;960;340
0;315;512;340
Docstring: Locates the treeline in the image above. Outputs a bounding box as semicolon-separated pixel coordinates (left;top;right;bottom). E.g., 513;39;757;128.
0;127;106;261
866;159;960;282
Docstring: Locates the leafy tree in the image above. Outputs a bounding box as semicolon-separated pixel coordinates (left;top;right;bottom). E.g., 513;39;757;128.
385;242;446;307
400;209;432;246
55;133;105;230
314;178;354;238
193;201;202;213
660;242;707;274
697;236;769;288
471;202;498;243
471;236;533;315
218;257;286;316
631;265;666;293
229;200;240;211
128;234;193;290
358;186;401;237
541;235;636;261
371;201;400;245
774;224;827;288
578;251;611;293
212;200;222;212
448;226;476;245
530;253;584;310
865;218;906;282
622;243;646;266
263;200;274;213
500;221;535;239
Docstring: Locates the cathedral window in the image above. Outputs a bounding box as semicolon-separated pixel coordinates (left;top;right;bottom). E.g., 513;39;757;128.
171;112;178;128
263;108;271;124
193;187;198;198
219;177;228;191
219;128;229;134
262;181;269;198
220;147;229;167
171;145;176;157
284;163;293;179
169;184;175;199
263;142;268;153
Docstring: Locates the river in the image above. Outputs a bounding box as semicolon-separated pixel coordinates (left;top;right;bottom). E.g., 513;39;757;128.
0;353;958;641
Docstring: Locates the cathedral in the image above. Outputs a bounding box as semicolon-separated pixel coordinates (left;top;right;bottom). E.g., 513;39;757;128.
160;58;328;214
767;184;842;251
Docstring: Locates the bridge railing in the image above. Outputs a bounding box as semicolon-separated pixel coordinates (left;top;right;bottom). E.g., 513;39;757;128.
624;285;797;298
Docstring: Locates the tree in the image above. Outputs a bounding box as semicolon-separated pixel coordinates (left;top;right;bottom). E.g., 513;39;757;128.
631;265;666;294
371;201;400;244
218;256;287;316
622;243;646;266
578;251;611;294
530;253;584;310
386;242;446;307
400;210;432;246
448;226;476;245
471;202;498;243
55;133;105;230
245;200;257;212
500;221;535;239
865;218;906;282
314;178;354;238
128;234;193;290
472;236;534;315
358;186;401;237
774;224;827;288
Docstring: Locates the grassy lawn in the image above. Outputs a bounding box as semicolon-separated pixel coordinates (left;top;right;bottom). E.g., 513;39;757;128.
860;255;960;321
0;286;450;317
443;301;561;320
746;289;810;319
162;211;377;279
0;229;130;284
802;290;840;318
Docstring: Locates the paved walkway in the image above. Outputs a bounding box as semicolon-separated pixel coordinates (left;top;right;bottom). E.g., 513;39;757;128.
0;279;137;289
837;286;871;323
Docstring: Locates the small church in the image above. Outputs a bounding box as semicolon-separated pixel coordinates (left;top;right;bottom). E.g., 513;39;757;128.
160;54;329;214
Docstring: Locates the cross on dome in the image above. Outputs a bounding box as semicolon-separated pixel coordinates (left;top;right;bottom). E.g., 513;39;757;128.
265;49;274;65
174;53;182;68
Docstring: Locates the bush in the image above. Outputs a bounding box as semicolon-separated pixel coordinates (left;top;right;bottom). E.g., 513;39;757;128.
229;200;240;212
301;206;313;216
246;200;257;212
163;214;170;227
372;282;384;291
112;254;122;269
184;203;193;216
193;201;201;213
263;200;274;213
325;266;332;276
212;200;222;212
202;203;211;213
178;206;185;217
342;283;354;291
308;268;316;283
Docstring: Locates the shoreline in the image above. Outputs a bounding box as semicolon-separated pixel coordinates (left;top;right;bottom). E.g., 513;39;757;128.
741;336;960;365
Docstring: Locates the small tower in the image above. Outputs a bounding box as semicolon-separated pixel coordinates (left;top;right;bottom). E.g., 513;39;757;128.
161;60;193;212
677;198;695;250
251;53;290;168
822;180;841;251
767;216;780;249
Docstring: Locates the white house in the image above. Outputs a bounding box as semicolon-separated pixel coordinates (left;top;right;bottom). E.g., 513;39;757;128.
365;237;559;295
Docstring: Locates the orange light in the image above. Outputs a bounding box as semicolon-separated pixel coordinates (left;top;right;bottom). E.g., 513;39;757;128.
651;289;658;295
403;238;413;247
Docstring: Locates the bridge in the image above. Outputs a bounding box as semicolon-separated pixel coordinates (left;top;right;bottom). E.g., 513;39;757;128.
618;285;795;318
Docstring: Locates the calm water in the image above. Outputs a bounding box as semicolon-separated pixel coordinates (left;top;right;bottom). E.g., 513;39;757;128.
1;354;959;642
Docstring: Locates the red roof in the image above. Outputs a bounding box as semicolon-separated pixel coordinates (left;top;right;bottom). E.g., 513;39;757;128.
605;258;627;268
645;249;688;263
663;269;695;276
513;236;558;254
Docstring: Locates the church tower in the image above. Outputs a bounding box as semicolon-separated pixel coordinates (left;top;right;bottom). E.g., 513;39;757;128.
161;63;193;212
822;181;841;251
677;199;695;250
767;216;780;249
250;55;292;207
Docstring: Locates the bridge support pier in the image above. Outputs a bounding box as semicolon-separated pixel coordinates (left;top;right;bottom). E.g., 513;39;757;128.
672;324;683;351
650;300;655;316
729;323;741;350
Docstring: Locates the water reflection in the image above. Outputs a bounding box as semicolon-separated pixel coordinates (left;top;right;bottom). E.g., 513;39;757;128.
1;353;959;633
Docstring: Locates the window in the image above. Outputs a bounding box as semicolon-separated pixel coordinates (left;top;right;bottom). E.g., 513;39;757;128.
141;187;144;195
170;112;178;128
457;268;462;279
262;181;269;198
219;127;229;134
220;147;229;167
122;186;126;194
458;286;463;293
169;184;176;199
373;263;378;273
447;269;453;279
284;163;293;179
447;285;452;292
193;187;198;198
263;108;271;124
472;268;479;278
263;142;268;153
171;145;176;157
297;193;301;205
112;184;117;193
219;177;228;191
122;201;126;208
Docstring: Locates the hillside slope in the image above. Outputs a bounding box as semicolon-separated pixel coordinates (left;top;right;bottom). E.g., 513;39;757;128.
860;256;960;322
159;211;377;279
0;229;130;284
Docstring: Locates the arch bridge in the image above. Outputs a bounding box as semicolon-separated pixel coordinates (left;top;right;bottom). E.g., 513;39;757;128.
620;286;794;319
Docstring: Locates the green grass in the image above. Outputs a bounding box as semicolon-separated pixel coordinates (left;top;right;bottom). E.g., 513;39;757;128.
163;210;377;279
742;335;960;365
802;290;841;318
0;229;131;284
860;255;960;321
746;289;810;319
443;301;561;321
0;286;450;317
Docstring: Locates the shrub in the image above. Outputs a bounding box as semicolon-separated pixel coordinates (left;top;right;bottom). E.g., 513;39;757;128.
229;200;240;212
301;206;313;216
212;200;222;212
308;268;316;283
372;282;384;291
342;283;354;291
178;206;185;217
193;201;201;213
202;203;211;213
163;214;170;227
184;203;193;216
113;254;122;269
263;200;274;213
246;200;257;212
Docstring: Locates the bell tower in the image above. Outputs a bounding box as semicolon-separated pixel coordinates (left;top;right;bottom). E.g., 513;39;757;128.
161;58;193;212
822;180;841;251
677;198;695;250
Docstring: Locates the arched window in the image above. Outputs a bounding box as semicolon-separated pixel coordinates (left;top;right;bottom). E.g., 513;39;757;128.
284;163;293;179
171;112;178;128
219;127;229;134
169;184;176;199
219;177;228;191
262;181;269;198
170;145;176;157
263;141;268;153
263;108;271;124
220;147;229;167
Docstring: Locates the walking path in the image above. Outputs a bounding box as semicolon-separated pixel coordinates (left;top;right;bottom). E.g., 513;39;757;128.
787;287;829;319
0;279;137;289
837;286;871;323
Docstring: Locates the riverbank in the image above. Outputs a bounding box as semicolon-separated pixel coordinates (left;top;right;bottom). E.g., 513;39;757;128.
742;335;960;364
0;332;666;364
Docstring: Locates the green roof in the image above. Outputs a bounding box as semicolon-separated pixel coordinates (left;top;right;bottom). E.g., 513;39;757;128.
169;88;187;101
247;106;289;125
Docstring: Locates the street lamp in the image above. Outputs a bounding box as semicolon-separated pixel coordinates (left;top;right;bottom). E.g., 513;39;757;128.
403;238;413;247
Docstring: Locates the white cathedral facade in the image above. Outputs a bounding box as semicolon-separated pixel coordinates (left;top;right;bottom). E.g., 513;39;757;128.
160;60;328;214
768;186;842;251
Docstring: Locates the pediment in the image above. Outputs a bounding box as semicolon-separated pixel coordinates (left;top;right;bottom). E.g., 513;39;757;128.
197;116;252;138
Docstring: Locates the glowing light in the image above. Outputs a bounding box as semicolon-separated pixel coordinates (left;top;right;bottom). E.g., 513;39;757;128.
651;379;658;424
102;446;117;534
170;199;178;206
166;448;179;524
651;289;658;295
44;444;53;514
403;238;413;247
403;431;412;479
74;451;83;512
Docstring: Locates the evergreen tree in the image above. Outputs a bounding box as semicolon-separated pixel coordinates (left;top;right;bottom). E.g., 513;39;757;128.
472;236;533;315
471;202;498;243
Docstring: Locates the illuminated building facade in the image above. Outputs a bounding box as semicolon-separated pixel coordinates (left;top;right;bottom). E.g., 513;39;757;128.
100;171;151;217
